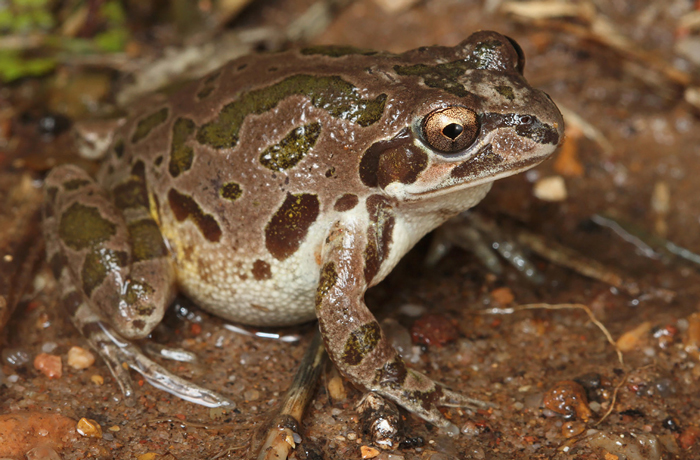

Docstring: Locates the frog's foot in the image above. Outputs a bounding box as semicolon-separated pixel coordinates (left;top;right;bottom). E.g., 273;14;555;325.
427;211;544;284
370;357;491;436
66;293;234;408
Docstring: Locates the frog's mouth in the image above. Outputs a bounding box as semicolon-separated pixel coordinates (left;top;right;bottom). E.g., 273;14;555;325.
409;154;546;198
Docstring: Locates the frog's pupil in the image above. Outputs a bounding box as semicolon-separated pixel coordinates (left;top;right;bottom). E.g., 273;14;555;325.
443;123;463;140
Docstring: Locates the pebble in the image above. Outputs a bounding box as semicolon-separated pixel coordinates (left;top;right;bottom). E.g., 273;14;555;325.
76;418;102;438
533;176;567;201
617;321;652;352
361;445;380;459
34;353;62;379
543;380;592;422
67;346;95;370
410;314;458;348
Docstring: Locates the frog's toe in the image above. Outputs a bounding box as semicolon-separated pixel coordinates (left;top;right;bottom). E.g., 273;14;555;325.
438;386;492;409
81;315;234;408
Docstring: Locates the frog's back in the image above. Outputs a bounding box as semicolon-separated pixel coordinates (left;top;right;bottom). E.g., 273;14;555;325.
99;48;408;326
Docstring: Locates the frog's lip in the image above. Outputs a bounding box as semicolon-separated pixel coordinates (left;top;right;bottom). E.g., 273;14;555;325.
409;155;547;198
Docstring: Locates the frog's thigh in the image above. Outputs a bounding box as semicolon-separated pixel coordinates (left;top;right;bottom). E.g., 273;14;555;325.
44;165;175;339
316;220;458;430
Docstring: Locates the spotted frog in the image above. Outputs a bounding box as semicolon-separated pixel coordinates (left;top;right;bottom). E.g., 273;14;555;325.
43;31;563;432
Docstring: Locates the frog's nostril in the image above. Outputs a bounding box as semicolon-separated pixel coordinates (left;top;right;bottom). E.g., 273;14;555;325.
442;123;464;140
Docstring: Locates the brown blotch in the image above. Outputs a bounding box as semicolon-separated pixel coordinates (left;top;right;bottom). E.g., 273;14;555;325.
46;186;58;203
374;356;408;390
81;248;128;297
252;259;272;280
315;262;337;309
359;143;382;187
325;167;336;178
49;252;67;279
363;195;395;284
409;385;444;411
154;156;163;166
168;188;222;242
334;194;358;212
265;193;319;261
113;138;124;158
131;107;169;144
450;144;502;179
128;219;168;262
342;321;382;366
197;71;221;100
60;291;83;316
131;319;146;331
377;145;428;188
220;182;242;201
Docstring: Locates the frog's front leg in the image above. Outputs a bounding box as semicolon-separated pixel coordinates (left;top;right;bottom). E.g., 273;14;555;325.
43;165;232;407
316;217;487;435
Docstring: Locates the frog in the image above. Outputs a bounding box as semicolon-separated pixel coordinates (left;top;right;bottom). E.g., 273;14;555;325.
42;30;564;433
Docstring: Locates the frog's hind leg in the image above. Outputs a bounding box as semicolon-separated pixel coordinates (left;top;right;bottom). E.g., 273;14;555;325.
43;165;233;407
58;283;233;407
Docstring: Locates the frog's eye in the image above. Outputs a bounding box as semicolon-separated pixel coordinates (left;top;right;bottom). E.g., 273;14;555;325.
422;107;479;153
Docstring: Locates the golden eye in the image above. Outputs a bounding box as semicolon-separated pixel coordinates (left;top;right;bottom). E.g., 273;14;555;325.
422;107;479;153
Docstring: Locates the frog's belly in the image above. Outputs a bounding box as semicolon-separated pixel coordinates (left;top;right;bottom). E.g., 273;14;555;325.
168;225;323;327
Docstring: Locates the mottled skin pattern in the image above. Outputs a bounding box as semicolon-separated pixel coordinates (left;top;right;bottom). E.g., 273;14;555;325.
43;31;564;431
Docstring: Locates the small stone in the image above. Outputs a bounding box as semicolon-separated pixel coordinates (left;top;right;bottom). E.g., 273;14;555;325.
328;374;347;401
410;314;458;348
34;353;62;379
26;446;61;460
361;445;380;459
543;380;592;422
490;287;514;305
533;176;567;201
67;346;95;370
76;418;102;438
137;454;159;460
562;421;586;438
90;374;104;385
604;453;619;460
244;389;260;401
617;321;652;352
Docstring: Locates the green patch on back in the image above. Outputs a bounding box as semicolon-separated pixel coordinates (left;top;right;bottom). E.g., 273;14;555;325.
131;107;169;144
220;182;242;201
300;45;378;57
260;122;321;171
59;203;117;251
495;85;515;100
169;118;196;177
394;61;475;97
196;75;387;150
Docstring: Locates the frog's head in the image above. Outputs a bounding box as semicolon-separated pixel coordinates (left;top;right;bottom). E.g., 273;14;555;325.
360;31;564;210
